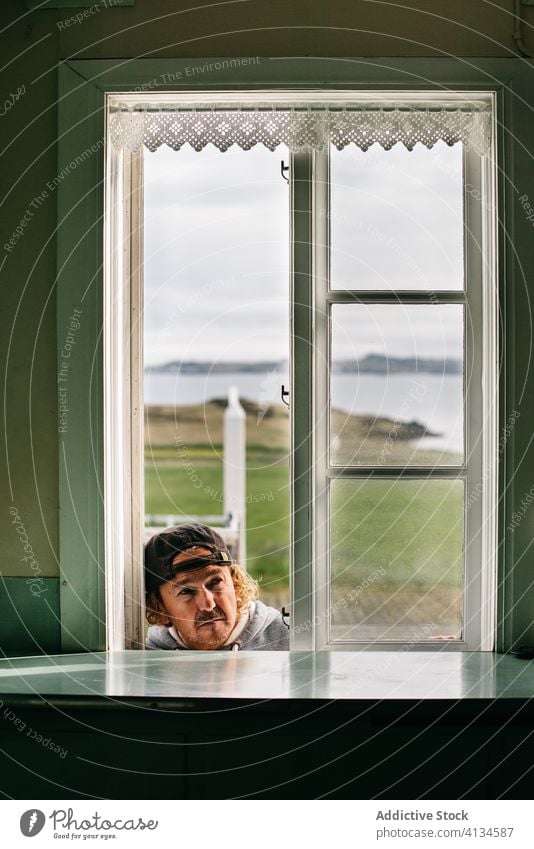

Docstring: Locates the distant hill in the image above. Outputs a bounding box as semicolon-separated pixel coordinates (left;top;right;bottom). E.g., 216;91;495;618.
147;354;461;376
147;360;285;375
333;354;462;375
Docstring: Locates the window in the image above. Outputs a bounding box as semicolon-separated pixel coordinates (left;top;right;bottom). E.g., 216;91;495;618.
142;143;291;614
104;90;497;652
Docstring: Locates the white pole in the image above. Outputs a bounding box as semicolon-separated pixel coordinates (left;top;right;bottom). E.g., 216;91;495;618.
224;386;246;567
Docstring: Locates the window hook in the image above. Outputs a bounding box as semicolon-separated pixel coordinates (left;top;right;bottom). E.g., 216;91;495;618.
280;160;289;182
281;384;290;406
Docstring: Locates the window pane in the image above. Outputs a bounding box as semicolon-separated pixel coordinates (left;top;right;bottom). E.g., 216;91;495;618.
143;145;290;610
330;304;464;465
330;479;464;642
330;142;464;291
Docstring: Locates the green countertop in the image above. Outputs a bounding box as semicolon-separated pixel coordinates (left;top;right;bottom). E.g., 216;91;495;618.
0;650;532;701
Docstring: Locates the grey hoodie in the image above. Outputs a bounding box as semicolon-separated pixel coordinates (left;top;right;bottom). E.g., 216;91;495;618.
146;601;289;651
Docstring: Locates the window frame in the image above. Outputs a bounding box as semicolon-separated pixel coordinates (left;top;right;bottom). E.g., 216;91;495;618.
57;58;525;655
107;89;496;651
104;144;145;649
307;141;498;651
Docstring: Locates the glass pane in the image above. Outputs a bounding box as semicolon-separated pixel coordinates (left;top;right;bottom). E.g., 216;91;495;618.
143;145;290;610
330;142;464;291
330;479;464;642
330;304;464;465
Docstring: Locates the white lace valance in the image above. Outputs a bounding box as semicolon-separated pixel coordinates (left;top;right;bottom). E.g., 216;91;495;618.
109;102;492;155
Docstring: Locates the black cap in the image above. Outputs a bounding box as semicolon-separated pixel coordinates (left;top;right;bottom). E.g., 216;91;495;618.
144;523;234;593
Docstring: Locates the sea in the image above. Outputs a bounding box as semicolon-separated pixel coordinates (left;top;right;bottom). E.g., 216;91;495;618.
145;371;463;453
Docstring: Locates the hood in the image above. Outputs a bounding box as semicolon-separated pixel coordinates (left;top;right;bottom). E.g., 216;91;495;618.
235;601;281;649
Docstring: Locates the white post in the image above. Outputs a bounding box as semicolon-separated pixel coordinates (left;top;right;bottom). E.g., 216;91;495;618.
224;386;246;567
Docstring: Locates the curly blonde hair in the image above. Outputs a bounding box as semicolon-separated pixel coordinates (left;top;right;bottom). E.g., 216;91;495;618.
145;563;259;627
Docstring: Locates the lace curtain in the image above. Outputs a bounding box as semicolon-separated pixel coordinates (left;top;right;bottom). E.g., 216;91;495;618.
109;103;492;155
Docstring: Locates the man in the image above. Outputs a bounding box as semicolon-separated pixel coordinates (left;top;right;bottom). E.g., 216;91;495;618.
144;523;289;651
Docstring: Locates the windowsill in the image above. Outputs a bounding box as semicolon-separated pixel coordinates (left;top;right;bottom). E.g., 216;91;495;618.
0;650;532;703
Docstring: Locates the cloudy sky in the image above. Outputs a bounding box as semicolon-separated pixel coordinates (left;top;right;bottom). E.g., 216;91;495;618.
143;141;464;367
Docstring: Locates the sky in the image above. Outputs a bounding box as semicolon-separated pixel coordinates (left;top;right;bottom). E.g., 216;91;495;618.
143;141;464;367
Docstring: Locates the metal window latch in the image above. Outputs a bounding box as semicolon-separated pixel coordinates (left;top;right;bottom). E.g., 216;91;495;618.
281;607;290;624
280;161;289;182
281;385;290;407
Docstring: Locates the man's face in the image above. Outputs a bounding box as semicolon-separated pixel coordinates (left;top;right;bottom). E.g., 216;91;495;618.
158;547;238;650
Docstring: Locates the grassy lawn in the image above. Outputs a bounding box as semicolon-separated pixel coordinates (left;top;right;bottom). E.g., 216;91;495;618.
330;478;464;633
330;478;464;589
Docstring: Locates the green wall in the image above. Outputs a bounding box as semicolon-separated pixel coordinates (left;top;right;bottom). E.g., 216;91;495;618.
1;0;533;653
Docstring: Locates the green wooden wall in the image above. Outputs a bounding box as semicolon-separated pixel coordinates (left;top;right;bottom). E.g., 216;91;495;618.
1;0;533;654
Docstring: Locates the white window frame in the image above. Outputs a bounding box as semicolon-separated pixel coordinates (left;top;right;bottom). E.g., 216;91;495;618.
104;89;497;652
104;141;145;650
307;141;498;651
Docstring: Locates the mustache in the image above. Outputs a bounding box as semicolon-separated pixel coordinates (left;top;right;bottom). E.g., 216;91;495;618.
195;607;226;626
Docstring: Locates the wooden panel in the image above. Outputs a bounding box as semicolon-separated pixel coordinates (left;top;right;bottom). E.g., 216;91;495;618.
0;698;531;799
57;64;106;651
0;578;60;655
28;1;134;8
